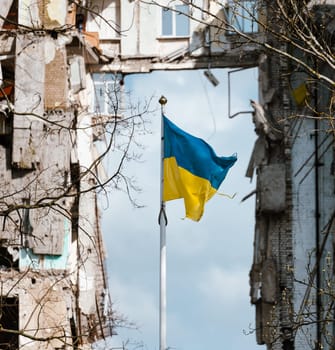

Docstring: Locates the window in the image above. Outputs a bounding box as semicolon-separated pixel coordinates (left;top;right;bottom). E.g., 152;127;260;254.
0;112;9;135
0;247;18;270
0;102;12;147
162;4;190;37
0;297;19;349
226;0;258;33
93;73;122;116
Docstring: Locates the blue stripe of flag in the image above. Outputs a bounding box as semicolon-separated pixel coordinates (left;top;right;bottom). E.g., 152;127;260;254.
163;116;237;190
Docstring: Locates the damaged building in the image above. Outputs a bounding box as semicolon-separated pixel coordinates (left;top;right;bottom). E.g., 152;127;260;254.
0;1;259;348
1;0;335;349
0;0;112;348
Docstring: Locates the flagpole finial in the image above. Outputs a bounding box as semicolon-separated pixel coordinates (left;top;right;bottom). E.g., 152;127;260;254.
159;96;167;105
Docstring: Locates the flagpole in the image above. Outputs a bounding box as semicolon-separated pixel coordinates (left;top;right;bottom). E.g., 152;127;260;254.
158;95;167;350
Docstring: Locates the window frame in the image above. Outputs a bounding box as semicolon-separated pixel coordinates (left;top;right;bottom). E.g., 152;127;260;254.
93;73;122;116
161;3;190;38
225;0;258;34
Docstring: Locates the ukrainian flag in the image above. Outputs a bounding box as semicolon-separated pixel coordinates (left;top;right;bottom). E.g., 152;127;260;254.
163;116;237;221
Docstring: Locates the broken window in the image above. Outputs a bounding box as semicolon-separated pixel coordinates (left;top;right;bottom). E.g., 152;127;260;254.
0;297;19;350
0;247;18;270
0;58;15;105
76;13;86;31
162;4;190;37
0;104;12;147
225;0;258;33
94;80;114;115
93;73;122;116
0;58;14;147
70;316;79;349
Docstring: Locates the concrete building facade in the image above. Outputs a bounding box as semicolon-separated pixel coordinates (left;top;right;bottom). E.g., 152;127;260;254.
0;1;112;348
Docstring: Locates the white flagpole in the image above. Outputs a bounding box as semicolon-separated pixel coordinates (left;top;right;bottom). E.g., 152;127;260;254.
158;96;168;350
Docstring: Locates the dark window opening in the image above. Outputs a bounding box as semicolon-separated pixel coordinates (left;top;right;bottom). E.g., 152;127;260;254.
75;13;86;32
0;297;19;350
281;327;294;350
70;317;79;349
1;59;15;93
0;58;15;148
0;109;12;148
0;247;18;270
70;163;80;243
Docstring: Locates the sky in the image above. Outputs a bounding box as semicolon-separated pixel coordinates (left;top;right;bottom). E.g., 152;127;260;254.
100;68;265;350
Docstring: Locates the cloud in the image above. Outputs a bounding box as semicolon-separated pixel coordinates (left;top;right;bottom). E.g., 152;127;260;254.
109;276;158;350
126;68;258;138
111;276;157;329
198;265;249;308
